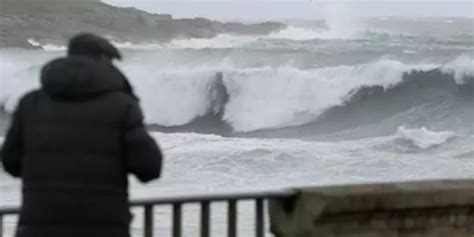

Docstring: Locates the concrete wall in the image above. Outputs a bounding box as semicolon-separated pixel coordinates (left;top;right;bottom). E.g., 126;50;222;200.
269;179;474;237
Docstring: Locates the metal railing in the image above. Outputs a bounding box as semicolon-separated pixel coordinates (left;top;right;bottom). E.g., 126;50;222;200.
0;189;296;237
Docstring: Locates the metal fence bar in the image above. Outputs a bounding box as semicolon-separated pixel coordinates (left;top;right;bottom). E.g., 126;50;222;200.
227;200;237;237
255;199;264;237
200;201;210;237
144;205;154;237
130;190;295;207
0;215;3;237
172;203;182;237
0;190;296;237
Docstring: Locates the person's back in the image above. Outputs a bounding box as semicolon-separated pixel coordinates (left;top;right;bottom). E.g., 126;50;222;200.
1;34;162;237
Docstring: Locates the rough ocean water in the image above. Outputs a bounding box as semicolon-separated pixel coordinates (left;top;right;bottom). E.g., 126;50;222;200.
1;17;473;236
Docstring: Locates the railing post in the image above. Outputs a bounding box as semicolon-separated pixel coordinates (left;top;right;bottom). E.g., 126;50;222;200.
255;199;264;237
0;215;3;237
228;200;237;237
200;201;210;237
173;203;182;237
0;190;295;237
144;205;154;237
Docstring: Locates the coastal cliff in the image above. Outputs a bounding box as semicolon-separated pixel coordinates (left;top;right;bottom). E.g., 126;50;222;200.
0;0;286;48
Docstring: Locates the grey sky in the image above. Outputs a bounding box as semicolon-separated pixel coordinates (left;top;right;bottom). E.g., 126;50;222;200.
103;0;473;20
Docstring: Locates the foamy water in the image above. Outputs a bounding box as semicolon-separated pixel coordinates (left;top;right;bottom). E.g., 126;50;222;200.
2;50;471;132
1;16;474;237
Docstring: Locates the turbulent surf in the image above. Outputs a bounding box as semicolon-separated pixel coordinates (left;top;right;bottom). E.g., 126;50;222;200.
1;14;473;237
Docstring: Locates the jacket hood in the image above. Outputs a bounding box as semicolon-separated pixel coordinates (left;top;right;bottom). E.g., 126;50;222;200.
41;56;128;99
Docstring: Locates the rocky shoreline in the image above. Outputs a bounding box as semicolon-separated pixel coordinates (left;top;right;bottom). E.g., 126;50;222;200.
0;0;286;49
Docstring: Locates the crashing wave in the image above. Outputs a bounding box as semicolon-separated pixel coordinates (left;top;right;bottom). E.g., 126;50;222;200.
130;55;473;134
141;56;472;135
1;54;473;135
442;55;474;83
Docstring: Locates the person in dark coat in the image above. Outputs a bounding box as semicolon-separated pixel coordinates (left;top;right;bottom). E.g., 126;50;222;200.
1;33;163;237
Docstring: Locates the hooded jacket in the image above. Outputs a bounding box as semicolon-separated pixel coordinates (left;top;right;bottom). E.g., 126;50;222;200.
1;56;162;237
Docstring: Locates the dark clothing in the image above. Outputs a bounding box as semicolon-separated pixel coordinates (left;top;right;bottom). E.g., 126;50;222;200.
1;56;162;237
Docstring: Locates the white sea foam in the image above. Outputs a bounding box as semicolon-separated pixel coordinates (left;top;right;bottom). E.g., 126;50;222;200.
1;16;473;236
318;3;365;39
403;50;417;54
27;39;66;51
165;34;258;49
122;66;218;126
106;58;441;132
442;55;474;84
267;27;322;40
395;127;456;149
162;25;365;49
0;51;47;112
1;50;471;132
145;131;473;193
221;60;436;132
112;41;164;49
110;10;367;51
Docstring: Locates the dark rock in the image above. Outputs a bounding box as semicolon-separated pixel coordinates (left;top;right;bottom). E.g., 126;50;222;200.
0;0;287;49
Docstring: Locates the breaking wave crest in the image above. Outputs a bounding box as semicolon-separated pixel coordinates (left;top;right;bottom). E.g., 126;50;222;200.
138;56;473;134
1;55;473;135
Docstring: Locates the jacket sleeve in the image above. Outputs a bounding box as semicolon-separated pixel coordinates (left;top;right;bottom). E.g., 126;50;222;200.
123;101;162;182
1;99;25;177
